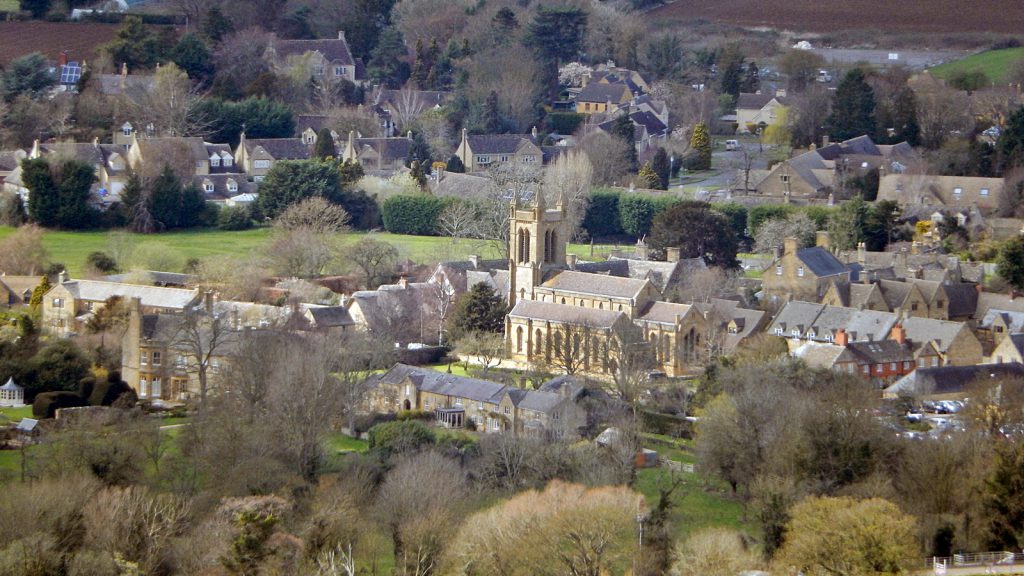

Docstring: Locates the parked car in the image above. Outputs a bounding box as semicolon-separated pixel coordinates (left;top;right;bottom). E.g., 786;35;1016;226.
725;139;740;151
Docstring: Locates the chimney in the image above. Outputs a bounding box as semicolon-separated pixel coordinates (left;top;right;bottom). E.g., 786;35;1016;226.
896;249;907;273
783;237;797;256
468;254;479;269
58;50;68;67
857;242;866;266
567;253;578;270
398;276;408;288
891;323;906;345
609;248;623;259
531;126;538;139
204;290;214;314
822;135;830;147
835;328;848;347
337;31;346;41
635;239;649;261
773;245;783;260
666;247;681;262
815;231;830;250
407;130;413;140
58;270;68;284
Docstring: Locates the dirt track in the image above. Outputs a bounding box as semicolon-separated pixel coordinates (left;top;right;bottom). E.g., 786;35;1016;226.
649;0;1024;34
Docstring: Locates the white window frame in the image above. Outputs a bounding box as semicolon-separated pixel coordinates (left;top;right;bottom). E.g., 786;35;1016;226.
151;378;162;398
227;180;238;193
981;188;989;196
152;351;161;366
140;351;148;366
204;182;215;193
254;159;271;169
775;265;782;276
210;156;220;167
797;266;805;277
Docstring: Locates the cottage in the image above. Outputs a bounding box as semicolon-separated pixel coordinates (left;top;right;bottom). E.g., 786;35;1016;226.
454;129;543;172
762;233;850;303
234;133;312;180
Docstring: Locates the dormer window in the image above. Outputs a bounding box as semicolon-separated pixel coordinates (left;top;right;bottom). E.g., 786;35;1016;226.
222;154;233;167
203;180;214;193
227;179;238;193
210;154;221;167
775;265;783;276
122;123;133;137
334;66;346;77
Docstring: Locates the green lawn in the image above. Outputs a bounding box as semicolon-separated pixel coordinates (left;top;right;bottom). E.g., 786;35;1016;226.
930;47;1024;84
635;467;753;540
0;405;33;424
325;432;369;454
0;0;17;11
0;226;625;277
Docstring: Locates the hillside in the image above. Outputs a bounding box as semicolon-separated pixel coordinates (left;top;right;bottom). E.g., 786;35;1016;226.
930;47;1024;84
648;0;1024;34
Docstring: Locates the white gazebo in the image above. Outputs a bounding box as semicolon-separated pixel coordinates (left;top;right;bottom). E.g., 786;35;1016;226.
0;377;25;407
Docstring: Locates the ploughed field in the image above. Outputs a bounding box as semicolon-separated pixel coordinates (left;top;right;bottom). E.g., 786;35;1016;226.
648;0;1024;34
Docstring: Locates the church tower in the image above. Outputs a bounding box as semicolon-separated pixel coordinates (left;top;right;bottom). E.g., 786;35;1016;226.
507;187;568;305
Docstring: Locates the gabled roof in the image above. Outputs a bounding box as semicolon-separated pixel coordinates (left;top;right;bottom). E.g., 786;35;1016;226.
465;134;538;155
901;317;968;353
796;247;847;277
576;81;633;103
637;301;693;325
56;279;199;310
540;270;650;300
192;174;255;201
355;137;412;164
508;299;626;329
736;92;788;110
304;306;355;327
980;308;1024;332
374;363;570;411
271;36;355;66
574;256;705;294
629;111;667;135
244;138;311;160
885;363;1024;397
846;340;914;364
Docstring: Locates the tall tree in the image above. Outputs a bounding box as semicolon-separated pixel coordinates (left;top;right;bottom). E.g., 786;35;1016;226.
649;201;739;268
367;27;410;88
644;35;683;81
255;160;344;218
2;52;56;101
716;44;746;100
448;283;508;339
998;106;1024;173
525;6;588;99
609;114;638;172
200;5;233;44
690;121;712;170
22;158;95;229
104;15;164;71
998;235;1024;291
171;33;214;86
19;0;50;18
651;147;670;189
826;68;876;141
313;128;336;159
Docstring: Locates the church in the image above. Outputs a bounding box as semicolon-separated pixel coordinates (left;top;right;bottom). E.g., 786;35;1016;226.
492;190;766;378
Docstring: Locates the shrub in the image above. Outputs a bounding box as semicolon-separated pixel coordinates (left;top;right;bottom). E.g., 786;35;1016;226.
546;112;585;134
86;251;118;274
619;195;656;237
217;205;252;230
87;372;136;407
381;194;448;235
367;420;436;455
748;204;796;236
33;391;89;419
583;189;622;237
397;409;433;421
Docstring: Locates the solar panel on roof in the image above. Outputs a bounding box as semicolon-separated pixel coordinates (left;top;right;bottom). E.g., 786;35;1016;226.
60;63;82;85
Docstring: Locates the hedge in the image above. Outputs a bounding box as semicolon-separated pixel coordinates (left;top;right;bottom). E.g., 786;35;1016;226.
33;391;89;419
546;112;585;135
619;194;682;238
639;409;694;438
381;194;448;235
748;204;796;236
583;190;623;237
367;419;436;455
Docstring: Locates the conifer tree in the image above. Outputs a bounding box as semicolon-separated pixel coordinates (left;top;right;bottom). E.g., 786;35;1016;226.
651;147;670;189
313;128;336;159
690;122;712;171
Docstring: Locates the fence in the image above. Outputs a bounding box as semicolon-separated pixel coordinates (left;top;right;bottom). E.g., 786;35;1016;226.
928;551;1024;570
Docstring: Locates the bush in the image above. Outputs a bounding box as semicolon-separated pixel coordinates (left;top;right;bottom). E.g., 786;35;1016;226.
640;409;694;438
583;189;622;237
87;372;136;407
33;391;89;419
546;112;585;135
748;204;796;236
397;409;433;421
217;205;253;230
86;251;118;274
381;194;448;235
367;419;436;455
619;195;656;237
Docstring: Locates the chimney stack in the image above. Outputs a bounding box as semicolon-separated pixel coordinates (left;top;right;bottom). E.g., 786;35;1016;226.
666;247;681;262
58;270;68;284
337;31;346;41
567;253;578;270
891;323;907;345
822;135;830;148
783;237;798;256
635;239;649;261
857;242;867;266
204;290;214;314
398;276;408;289
815;231;830;250
835;328;849;347
468;254;479;269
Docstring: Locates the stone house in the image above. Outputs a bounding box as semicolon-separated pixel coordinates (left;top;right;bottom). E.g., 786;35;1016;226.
234;133;312;181
837;244;986;285
989;333;1024;365
367;363;587;438
340;130;412;172
735;91;790;133
43;272;200;337
7;139;131;208
877;174;1004;213
266;32;365;85
791;325;919;386
371;87;452;135
762;233;850;304
454;130;543;172
0;275;41;308
574;81;636;115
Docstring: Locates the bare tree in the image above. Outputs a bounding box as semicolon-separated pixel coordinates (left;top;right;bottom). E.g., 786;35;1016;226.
0;223;48;275
220;330;291;424
172;301;238;407
125;63;210;138
275;197;351;234
580;131;633;186
436;201;480;244
913;83;972;149
754;213;817;254
481;162;543;259
429;271;456;346
543;148;593;240
729;143;761;194
344;236;399;289
454;330;505;374
334;331;395;435
389;86;427;130
264;228;333;278
328;106;381;139
83;486;191;575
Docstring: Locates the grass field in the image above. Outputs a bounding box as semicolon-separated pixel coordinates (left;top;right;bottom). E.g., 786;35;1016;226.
0;0;18;11
0;405;32;424
930;47;1024;84
0;226;627;277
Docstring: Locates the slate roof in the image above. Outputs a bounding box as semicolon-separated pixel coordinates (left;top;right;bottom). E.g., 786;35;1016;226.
540;270;649;300
466;134;536;155
101;271;196;287
1002;334;1024;358
827;281;881;309
885;363;1024;397
245;138;312;160
271;36;355;66
0;150;25;172
769;301;824;336
374;364;569;412
573;256;705;293
977;292;1024;319
376;89;451;109
514;389;566;413
0;275;41;304
901;317;966;353
736;92;789;110
846;340;915;364
355;137;413;164
193;174;256;202
980;308;1024;332
792;341;850;369
305;306;355;327
796;247;847;277
576;81;632;103
508;299;626;329
637;301;693;325
877;174;1004;208
943;283;980;318
629;111;667;135
294;114;332;135
96;73;155;95
58;280;199;309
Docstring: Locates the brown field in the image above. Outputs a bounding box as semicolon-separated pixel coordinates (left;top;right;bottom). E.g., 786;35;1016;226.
0;21;122;66
649;0;1024;35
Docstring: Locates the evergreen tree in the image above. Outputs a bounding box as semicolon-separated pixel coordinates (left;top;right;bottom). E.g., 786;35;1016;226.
644;35;683;81
22;158;59;227
525;5;588;99
313;128;336;159
716;44;745;99
20;0;50;18
256;160;344;218
338;159;365;186
449;283;508;338
405;131;432;167
147;164;184;230
985;442;1024;549
178;184;206;228
409;160;428;189
651;147;670;190
56;160;96;230
23;158;94;229
638;163;659;189
690;122;712;171
826;68;876;142
410;38;437;89
446;154;465;173
28;275;50;310
201;5;234;44
998;235;1024;291
367;27;410;88
742;61;760;93
492;7;519;36
104;15;163;71
482;91;502;134
649;201;739;268
998;106;1024;174
171;34;214;85
609;115;638;172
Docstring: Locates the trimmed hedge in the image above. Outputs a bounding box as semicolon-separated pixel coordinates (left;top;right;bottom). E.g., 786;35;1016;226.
619;194;682;238
33;391;89;419
367;419;436;455
381;194;448;235
546;112;585;135
583;190;623;237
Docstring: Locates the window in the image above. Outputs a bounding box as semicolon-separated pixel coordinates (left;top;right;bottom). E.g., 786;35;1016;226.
775;265;783;276
334;66;345;77
313;65;324;76
254;175;265;182
455;397;463;407
931;357;939;367
476;155;490;164
500;155;509;162
997;326;1005;333
223;156;233;167
210;156;220;167
52;298;63;308
122;125;132;136
981;188;990;196
862;365;870;374
491;419;500;431
890;362;897;370
791;329;800;337
936;300;944;308
152;351;161;366
404;384;411;397
211;360;221;373
151;378;162;398
86;302;94;312
780;174;790;183
953;187;962;196
774;327;783;335
176;354;186;367
140;351;148;366
585;103;591;111
204;181;214;193
424;398;430;408
227;180;238;193
504;406;511;415
903;361;911;369
254;159;271;169
140;379;148;398
797;266;805;277
911;303;918;311
522;155;537;163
